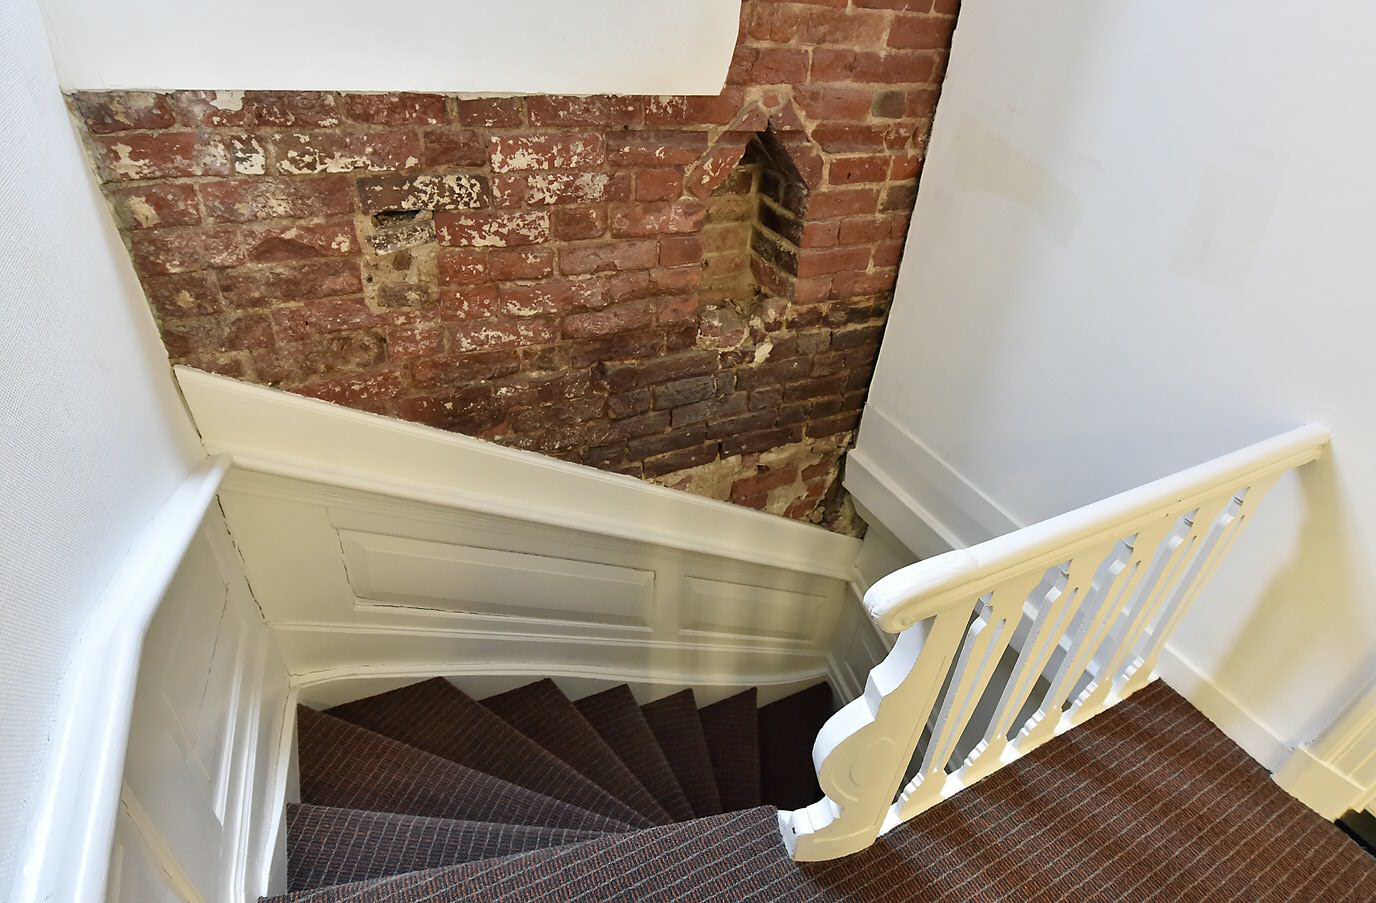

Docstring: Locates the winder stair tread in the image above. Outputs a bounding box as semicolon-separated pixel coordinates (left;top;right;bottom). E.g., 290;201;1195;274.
324;677;651;827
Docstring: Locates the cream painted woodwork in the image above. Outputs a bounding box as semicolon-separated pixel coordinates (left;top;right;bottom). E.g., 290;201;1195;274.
175;368;860;709
780;425;1330;861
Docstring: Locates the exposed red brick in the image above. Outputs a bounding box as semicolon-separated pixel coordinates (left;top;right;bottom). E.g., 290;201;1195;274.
142;272;223;319
489;134;604;172
420;128;487;167
73;91;176;133
455;97;525;128
889;14;957;50
727;47;809;86
218;259;363;308
272;130;420;175
357;172;487;213
635;168;684;202
109;183;202;230
828;154;892;185
795;85;876;122
643;90;747;127
807;187;883;219
811;48;938;84
271;295;378;342
527;95;643;128
434;210;550;247
659;235;704;267
559;240;658;276
200;176;354;223
93;133;231;182
563;300;657;339
608;132;711;166
449;316;558;352
550;205;609;241
610;202;706;237
168;91;256;128
344;93;448;125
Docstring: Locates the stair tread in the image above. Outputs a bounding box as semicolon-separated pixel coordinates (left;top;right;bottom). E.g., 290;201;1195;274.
285;803;609;893
266;807;784;903
481;679;673;825
640;690;723;818
295;706;634;833
574;685;697;822
699;688;761;812
758;682;832;811
325;678;652;828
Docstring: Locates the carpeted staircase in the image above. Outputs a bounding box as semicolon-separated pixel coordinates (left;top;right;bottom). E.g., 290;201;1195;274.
269;677;1376;902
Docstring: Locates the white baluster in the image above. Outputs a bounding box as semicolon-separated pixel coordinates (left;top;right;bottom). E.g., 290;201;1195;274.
1119;474;1282;695
889;570;1045;821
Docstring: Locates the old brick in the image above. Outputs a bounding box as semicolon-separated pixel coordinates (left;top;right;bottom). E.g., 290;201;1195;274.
527;95;642;128
486;247;556;281
652;376;718;410
796;246;871;278
628;428;706;461
273;131;420;175
795;85;875;122
810;49;938;85
293;367;403;413
723;425;804;457
829;155;892;185
644;444;719;477
686;142;749;200
727;47;809;86
670;391;749;427
411;350;520;388
730;465;799;500
608;131;711;166
643;90;747;127
635;168;684;202
256;332;387;385
807;187;883;219
271;295;378;342
608;388;651;419
610;202;705;237
889;14;956;50
559;240;658;276
241;219;359;265
344;93;448;125
161;311;275;358
499;280;603;317
133;228;245;274
455;97;525;128
142;272;223;319
520;172;620;205
807;412;862;438
659;235;704;267
168;91;255;128
563;300;657;338
550;205;608;241
218;259;363;308
435;210;550;247
421;128;487;167
831;323;885;350
110;183;201;230
73;91;175;133
244;92;340;127
438;284;502;319
200;175;354;223
94;133;230;181
495;370;595;407
358;173;487;213
489;134;604;172
872;89;908;119
387;324;446;359
449;316;557;352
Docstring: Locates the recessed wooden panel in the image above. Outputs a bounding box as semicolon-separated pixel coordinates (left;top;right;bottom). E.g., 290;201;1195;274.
339;530;655;627
680;576;832;645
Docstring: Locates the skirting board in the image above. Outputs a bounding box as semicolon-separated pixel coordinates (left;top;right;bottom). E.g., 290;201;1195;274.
1156;645;1291;771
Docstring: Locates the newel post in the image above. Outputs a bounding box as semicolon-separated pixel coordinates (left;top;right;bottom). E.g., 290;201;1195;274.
779;607;970;861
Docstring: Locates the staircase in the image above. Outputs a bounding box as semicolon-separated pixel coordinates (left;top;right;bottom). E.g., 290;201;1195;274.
268;676;1376;902
273;677;834;900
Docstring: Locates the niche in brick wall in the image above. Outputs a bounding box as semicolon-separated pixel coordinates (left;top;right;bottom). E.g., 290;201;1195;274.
697;125;811;333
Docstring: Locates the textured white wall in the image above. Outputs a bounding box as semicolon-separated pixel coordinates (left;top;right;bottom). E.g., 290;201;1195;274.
38;0;741;95
0;0;203;889
859;0;1376;759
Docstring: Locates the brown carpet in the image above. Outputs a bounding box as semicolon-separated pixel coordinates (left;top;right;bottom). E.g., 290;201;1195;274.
575;685;698;822
276;681;1376;902
759;681;832;811
699;688;761;812
641;690;723;818
325;679;653;828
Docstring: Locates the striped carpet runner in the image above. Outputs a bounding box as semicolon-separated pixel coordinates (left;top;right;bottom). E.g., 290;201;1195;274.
268;678;1376;901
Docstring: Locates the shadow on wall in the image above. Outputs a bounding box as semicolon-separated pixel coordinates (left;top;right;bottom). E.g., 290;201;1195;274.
1205;451;1375;747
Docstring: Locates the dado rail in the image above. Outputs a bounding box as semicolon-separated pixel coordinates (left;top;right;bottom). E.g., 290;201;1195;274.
781;425;1332;861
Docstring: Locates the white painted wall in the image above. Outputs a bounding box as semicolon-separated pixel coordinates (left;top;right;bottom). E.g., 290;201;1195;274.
0;0;203;892
855;0;1376;764
39;0;740;95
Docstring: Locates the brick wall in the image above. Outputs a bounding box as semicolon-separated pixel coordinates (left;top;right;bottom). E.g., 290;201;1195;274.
69;0;957;533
